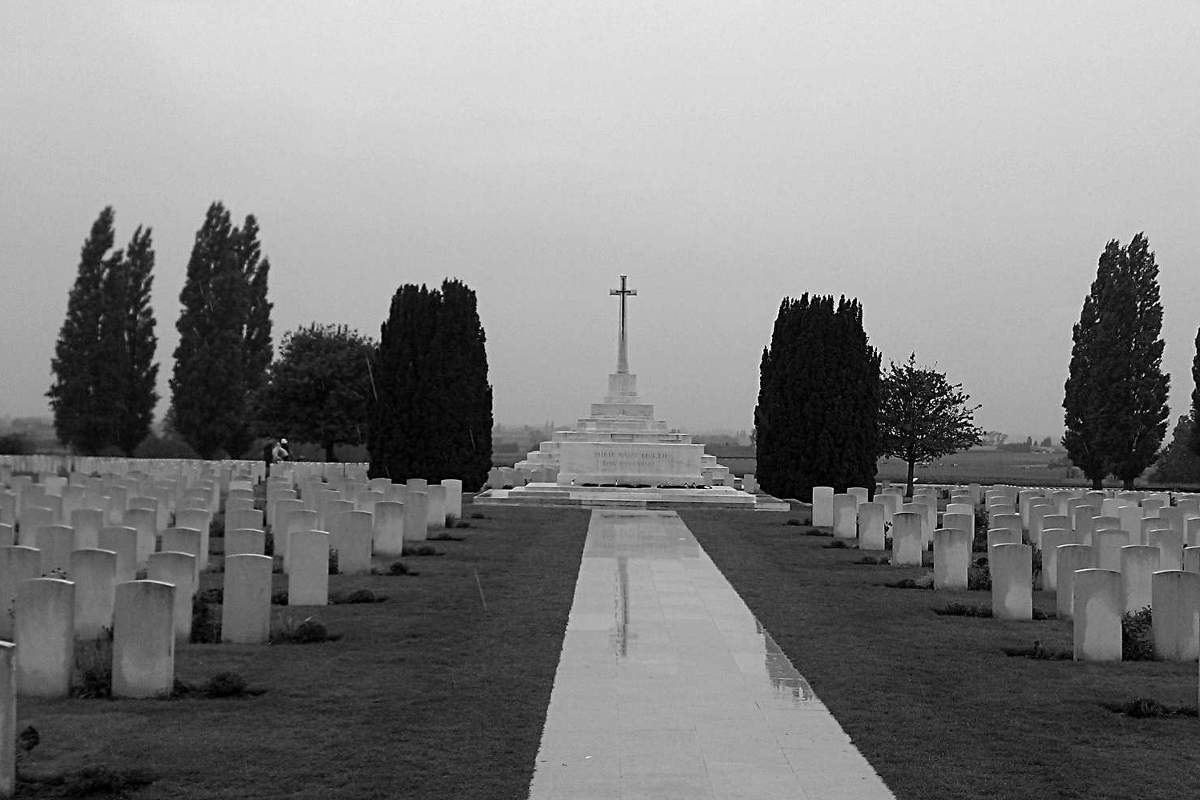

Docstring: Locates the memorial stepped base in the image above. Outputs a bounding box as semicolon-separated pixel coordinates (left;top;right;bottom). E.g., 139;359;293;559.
475;483;788;511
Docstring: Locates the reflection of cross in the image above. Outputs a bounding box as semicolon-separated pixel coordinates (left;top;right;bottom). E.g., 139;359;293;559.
609;274;637;374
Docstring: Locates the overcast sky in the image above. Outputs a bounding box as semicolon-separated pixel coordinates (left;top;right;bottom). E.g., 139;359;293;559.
3;2;1198;440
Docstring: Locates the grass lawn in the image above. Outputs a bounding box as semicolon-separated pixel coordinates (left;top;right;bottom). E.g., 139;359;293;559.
684;509;1200;800
15;504;590;800
16;502;1200;799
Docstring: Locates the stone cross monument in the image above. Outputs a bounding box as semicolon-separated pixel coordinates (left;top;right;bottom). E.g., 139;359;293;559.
610;274;637;375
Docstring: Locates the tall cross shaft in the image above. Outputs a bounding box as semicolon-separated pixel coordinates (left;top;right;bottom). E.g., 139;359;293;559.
609;274;637;375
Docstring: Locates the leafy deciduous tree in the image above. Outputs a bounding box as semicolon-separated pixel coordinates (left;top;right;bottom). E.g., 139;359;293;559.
878;354;983;497
256;324;376;462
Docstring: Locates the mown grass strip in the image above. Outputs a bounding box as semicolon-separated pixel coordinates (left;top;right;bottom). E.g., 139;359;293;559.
17;504;589;800
683;509;1200;800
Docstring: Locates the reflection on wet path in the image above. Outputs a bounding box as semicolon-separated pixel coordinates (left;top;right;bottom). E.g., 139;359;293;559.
528;510;895;800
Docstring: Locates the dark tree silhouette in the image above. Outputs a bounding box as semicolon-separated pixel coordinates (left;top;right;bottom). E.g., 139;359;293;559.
755;294;879;500
49;208;158;455
1063;233;1169;488
170;203;273;458
369;279;492;489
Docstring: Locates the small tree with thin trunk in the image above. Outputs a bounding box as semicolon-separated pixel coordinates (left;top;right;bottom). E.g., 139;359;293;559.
878;354;983;497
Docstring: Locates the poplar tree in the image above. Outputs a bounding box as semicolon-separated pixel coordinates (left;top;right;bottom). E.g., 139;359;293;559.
113;227;159;454
754;294;879;500
235;214;274;456
49;207;115;453
1062;244;1116;486
49;208;158;455
170;202;273;458
369;279;493;488
1063;233;1169;488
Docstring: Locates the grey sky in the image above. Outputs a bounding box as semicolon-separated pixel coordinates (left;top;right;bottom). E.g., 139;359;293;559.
4;1;1198;439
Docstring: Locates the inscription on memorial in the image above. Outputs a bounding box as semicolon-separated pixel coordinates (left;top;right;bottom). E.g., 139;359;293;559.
559;442;704;483
596;448;672;471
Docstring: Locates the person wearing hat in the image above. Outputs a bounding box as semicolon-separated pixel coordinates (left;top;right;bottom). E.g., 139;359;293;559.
263;437;290;478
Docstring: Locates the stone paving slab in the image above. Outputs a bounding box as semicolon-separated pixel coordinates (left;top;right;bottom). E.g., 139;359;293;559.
528;509;895;800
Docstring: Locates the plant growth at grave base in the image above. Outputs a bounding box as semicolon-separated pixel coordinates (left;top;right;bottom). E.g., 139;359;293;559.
254;323;377;462
754;294;879;501
877;354;983;497
169;202;273;458
1063;233;1169;489
369;279;493;490
1121;607;1155;660
1102;697;1198;718
48;207;159;455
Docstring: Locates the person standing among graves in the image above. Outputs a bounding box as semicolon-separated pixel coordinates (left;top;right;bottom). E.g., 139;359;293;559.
262;438;277;478
273;438;291;463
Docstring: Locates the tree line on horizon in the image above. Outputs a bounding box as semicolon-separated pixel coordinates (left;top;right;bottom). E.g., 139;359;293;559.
46;205;493;490
754;232;1200;500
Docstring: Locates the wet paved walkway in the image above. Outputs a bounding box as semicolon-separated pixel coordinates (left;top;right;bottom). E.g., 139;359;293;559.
528;509;896;800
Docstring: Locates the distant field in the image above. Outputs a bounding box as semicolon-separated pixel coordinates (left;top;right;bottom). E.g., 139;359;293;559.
712;448;1071;485
875;448;1075;487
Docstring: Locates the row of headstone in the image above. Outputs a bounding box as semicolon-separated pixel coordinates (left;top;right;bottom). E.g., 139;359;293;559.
1;462;467;650
0;455;373;487
485;466;547;488
808;482;1200;668
14;577;176;699
979;486;1200;662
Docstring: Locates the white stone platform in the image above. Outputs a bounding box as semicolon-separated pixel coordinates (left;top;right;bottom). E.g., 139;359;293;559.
527;510;895;800
475;483;789;511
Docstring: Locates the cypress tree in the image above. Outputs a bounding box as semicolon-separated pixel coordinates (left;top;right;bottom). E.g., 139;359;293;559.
370;284;435;480
754;294;879;500
48;207;116;454
369;279;493;489
436;279;493;489
1063;234;1169;488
